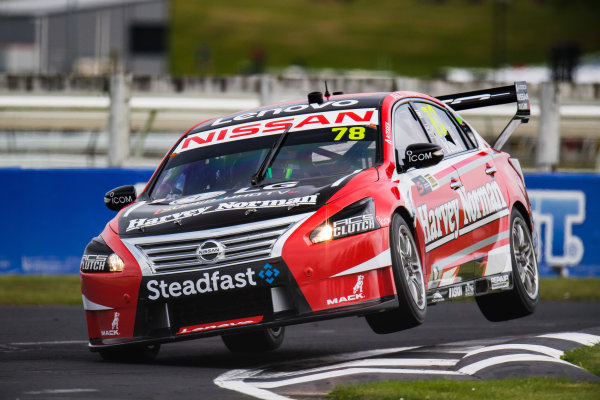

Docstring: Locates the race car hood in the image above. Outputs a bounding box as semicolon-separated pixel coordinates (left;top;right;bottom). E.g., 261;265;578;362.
116;170;378;238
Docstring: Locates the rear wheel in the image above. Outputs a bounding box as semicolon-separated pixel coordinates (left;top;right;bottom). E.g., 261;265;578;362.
221;327;285;352
476;208;539;321
366;213;426;334
98;344;160;362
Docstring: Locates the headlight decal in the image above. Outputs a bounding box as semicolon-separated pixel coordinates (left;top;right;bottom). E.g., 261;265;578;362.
81;236;124;273
310;198;380;244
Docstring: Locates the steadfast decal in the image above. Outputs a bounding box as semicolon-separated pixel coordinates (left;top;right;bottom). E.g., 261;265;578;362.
418;181;508;252
145;268;257;300
127;195;318;231
176;109;378;152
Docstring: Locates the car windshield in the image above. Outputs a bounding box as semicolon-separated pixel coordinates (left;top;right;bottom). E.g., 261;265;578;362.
150;110;379;201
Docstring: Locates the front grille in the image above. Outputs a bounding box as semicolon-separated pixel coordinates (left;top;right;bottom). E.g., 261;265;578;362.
126;216;305;274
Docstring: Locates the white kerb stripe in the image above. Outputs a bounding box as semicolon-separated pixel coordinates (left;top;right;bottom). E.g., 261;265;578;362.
537;332;600;346
458;353;581;375
463;344;564;359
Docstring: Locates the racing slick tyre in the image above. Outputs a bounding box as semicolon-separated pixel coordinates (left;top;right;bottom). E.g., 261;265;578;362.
98;344;160;362
221;327;285;352
476;208;539;322
366;213;426;334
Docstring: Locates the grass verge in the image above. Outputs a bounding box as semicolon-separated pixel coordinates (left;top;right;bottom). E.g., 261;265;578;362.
328;344;600;400
0;276;598;305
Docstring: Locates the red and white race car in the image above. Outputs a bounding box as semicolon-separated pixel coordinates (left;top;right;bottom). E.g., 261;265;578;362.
81;82;538;360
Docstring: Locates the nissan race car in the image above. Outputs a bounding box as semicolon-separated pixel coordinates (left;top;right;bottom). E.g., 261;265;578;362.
81;82;539;360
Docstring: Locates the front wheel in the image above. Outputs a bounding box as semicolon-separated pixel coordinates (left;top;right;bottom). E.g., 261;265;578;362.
476;208;539;321
221;327;285;352
366;213;426;334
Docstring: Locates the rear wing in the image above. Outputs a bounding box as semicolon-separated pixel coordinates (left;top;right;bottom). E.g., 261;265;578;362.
436;81;530;150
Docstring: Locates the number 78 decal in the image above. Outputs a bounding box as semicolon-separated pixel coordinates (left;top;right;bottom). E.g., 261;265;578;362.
332;126;366;141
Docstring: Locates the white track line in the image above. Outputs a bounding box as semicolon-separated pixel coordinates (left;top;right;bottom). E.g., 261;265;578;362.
24;389;99;395
9;340;88;346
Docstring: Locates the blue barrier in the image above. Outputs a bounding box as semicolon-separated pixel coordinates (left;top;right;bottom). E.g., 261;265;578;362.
0;168;153;274
525;173;600;277
1;169;598;276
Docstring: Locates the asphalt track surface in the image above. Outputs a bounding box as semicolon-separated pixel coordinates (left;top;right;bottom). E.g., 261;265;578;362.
1;301;599;400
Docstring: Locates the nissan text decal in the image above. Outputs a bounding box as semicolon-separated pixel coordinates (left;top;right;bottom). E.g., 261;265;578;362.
175;108;378;153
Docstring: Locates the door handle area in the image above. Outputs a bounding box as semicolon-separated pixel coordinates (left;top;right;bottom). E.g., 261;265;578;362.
485;165;497;176
450;179;462;190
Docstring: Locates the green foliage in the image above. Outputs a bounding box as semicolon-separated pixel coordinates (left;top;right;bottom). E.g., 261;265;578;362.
170;0;600;76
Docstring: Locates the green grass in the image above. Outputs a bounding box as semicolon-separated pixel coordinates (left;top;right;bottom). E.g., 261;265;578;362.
170;0;600;76
327;378;599;400
0;275;82;305
563;343;600;377
0;276;598;305
328;344;600;400
540;278;600;301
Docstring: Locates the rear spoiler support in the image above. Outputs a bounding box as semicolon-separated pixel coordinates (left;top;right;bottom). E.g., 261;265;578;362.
437;81;530;150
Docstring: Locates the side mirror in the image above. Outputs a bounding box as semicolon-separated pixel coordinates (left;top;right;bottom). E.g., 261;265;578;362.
104;185;137;211
404;143;444;170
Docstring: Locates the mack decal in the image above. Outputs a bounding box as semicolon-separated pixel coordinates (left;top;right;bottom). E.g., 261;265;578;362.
146;268;257;300
101;312;120;336
327;275;366;306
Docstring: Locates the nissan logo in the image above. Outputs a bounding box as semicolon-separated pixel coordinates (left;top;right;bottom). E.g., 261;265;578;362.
196;240;225;264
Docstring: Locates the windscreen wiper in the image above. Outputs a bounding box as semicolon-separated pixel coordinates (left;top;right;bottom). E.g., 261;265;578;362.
251;125;292;186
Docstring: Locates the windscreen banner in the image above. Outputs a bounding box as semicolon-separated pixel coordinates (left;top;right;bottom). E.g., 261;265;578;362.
0;169;597;277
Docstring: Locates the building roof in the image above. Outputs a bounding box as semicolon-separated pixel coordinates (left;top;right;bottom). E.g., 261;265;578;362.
0;0;163;17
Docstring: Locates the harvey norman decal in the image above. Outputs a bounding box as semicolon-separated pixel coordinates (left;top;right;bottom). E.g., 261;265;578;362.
127;194;318;231
417;181;508;251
